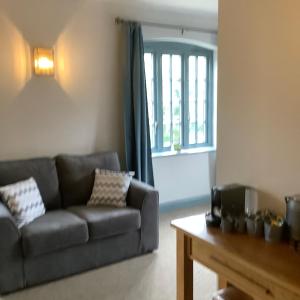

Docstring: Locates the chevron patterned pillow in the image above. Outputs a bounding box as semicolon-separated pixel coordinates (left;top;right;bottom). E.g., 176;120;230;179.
88;169;132;208
0;177;45;228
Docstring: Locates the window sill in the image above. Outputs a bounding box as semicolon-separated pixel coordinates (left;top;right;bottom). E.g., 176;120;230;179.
152;146;216;159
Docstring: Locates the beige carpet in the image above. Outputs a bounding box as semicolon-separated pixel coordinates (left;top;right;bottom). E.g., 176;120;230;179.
3;204;217;300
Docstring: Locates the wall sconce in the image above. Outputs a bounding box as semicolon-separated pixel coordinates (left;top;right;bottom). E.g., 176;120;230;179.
33;48;54;76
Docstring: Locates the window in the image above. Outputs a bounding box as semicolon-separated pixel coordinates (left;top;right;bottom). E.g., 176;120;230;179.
144;42;214;153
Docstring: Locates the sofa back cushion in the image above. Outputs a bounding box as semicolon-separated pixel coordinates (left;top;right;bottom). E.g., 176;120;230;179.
56;152;120;207
0;158;61;210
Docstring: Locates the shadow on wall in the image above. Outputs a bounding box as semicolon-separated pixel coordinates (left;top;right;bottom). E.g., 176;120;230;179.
0;14;31;101
0;0;82;46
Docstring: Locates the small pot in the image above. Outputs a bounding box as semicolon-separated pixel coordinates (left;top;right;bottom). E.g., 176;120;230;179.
234;216;246;233
246;218;264;237
221;217;233;233
264;222;283;243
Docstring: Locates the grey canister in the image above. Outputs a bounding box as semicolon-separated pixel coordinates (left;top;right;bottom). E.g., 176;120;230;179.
235;216;246;233
246;218;264;237
221;217;233;233
264;222;283;243
285;195;300;241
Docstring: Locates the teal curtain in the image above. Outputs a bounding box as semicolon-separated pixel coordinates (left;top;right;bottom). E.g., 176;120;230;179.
122;22;154;186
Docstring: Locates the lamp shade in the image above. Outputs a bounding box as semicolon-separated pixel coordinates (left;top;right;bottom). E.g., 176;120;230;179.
33;48;54;76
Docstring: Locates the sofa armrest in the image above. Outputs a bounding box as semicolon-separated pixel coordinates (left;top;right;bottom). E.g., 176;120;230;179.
0;202;24;294
0;202;20;244
126;179;159;252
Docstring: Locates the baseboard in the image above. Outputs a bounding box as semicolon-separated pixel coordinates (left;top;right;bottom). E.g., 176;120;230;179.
159;194;210;213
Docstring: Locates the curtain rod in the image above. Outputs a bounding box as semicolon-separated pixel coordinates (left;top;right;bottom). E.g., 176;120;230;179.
115;17;217;35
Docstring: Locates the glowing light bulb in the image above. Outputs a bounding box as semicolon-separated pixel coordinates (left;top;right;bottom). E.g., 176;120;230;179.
33;48;54;76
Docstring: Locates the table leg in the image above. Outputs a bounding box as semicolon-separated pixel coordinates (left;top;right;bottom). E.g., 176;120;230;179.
177;230;193;300
218;276;229;289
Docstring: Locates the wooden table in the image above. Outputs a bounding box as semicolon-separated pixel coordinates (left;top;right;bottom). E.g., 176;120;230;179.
171;214;300;300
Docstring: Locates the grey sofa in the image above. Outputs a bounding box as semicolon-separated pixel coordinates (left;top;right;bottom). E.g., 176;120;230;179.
0;152;159;294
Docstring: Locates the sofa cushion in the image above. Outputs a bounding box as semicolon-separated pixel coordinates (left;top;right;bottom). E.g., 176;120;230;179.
68;206;141;240
0;177;45;228
56;152;120;208
0;157;61;210
88;169;132;208
21;210;88;257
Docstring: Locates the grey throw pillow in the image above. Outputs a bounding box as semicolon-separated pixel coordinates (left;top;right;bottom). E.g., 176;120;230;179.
87;169;132;208
0;177;45;228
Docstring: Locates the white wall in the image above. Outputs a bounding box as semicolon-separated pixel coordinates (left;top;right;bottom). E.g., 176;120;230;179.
217;0;300;214
143;26;217;203
153;151;216;203
0;0;123;160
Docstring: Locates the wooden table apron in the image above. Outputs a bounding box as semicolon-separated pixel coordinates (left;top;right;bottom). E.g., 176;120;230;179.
172;214;300;300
